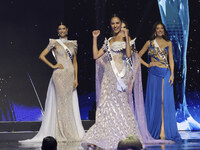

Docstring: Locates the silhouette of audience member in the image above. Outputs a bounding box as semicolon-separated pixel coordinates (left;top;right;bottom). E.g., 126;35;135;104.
41;136;57;150
117;135;142;150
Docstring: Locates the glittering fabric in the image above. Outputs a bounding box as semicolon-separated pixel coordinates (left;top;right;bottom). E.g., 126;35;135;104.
82;41;144;150
148;40;169;67
85;39;174;149
48;39;81;142
19;39;84;145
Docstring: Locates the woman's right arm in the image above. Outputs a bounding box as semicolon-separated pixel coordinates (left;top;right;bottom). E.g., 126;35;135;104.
138;41;150;68
39;48;63;69
93;30;105;60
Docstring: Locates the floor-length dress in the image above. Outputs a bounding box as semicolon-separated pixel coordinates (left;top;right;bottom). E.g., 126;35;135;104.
145;40;181;140
82;38;144;150
19;38;84;143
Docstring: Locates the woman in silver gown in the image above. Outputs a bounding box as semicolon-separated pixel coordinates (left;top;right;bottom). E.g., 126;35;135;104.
19;23;84;143
82;15;143;150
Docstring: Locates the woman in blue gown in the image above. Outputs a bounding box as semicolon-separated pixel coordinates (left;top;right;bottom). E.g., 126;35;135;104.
138;21;181;141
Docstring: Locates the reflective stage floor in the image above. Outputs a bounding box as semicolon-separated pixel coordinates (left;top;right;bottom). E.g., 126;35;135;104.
0;131;200;150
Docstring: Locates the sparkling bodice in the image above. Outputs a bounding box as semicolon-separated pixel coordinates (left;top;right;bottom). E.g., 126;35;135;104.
46;38;81;142
148;40;169;67
110;41;127;73
102;38;136;73
148;41;168;60
47;39;77;67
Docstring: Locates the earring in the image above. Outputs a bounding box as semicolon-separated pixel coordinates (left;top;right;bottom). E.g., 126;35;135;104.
155;33;156;37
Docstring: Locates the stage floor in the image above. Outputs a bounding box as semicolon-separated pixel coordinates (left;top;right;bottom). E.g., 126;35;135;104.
0;131;200;150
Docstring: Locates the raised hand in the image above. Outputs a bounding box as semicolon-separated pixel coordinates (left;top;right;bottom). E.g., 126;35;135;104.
92;30;100;38
121;28;129;38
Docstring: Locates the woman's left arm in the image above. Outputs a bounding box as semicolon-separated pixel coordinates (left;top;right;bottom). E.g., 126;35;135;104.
73;52;78;89
168;41;174;86
122;28;131;58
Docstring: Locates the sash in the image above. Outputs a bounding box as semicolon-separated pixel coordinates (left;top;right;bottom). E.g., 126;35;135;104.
153;40;169;67
105;38;127;92
126;38;136;69
126;38;136;70
56;39;73;62
126;57;133;69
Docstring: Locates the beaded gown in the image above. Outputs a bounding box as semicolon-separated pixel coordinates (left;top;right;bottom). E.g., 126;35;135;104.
82;39;144;150
19;39;84;144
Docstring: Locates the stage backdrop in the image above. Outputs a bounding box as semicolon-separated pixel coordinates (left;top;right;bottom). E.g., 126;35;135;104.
0;0;200;130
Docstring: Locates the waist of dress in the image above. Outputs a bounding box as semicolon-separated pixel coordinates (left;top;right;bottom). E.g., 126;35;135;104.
150;57;169;68
57;59;72;65
148;66;170;78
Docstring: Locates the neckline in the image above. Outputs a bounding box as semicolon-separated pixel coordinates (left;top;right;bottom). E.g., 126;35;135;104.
109;37;124;47
59;37;68;43
56;39;72;54
154;39;169;50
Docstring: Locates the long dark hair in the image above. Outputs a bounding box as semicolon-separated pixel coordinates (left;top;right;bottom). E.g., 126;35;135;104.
122;20;129;29
150;21;170;41
110;14;122;23
57;22;68;30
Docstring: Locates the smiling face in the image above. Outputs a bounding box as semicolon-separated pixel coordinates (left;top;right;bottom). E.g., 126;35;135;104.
155;24;164;37
58;25;68;38
110;17;122;35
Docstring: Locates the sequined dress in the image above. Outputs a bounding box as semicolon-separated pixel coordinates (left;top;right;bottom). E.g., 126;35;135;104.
19;39;84;144
82;39;143;150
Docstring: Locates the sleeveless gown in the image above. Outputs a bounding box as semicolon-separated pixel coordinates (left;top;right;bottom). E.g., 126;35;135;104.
19;39;84;143
145;40;181;141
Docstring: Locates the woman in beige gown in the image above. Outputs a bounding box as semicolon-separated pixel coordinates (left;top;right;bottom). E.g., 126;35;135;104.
19;23;84;143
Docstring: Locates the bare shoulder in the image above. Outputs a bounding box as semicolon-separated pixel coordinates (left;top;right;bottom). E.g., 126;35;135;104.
167;40;172;46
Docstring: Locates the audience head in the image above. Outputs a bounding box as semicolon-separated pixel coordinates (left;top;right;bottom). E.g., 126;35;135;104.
117;135;142;150
41;136;57;150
